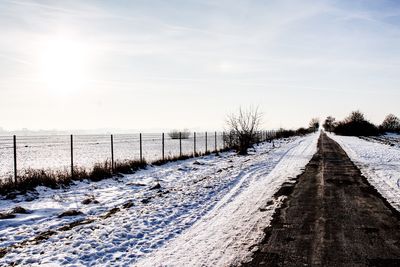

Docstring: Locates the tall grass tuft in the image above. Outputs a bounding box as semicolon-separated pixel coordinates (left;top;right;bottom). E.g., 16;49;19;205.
152;154;193;166
114;159;147;174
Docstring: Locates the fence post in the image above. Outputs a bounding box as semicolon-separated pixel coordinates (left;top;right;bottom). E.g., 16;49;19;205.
140;133;143;162
205;131;208;152
179;132;182;157
222;132;225;148
194;132;196;155
111;134;114;173
70;135;73;179
162;133;165;161
215;131;217;152
13;135;17;183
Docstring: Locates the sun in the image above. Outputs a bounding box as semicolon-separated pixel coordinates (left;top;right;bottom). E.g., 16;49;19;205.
38;35;90;94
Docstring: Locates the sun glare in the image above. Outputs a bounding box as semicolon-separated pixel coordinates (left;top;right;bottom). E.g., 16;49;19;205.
38;35;91;94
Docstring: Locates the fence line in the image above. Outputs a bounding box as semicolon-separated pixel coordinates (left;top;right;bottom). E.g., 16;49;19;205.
2;131;278;183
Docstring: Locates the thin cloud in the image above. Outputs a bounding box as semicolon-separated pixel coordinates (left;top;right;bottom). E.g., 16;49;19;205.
0;53;33;66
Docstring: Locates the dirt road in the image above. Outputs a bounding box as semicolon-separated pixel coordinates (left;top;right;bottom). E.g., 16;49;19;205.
244;133;400;266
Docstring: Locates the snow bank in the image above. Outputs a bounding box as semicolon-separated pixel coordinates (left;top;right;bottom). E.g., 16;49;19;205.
0;134;318;266
328;133;400;211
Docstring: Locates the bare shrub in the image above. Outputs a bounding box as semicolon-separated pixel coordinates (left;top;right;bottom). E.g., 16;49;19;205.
295;128;309;136
114;159;147;174
309;118;320;132
323;116;336;132
380;114;400;133
89;162;113;181
168;129;190;139
225;107;262;155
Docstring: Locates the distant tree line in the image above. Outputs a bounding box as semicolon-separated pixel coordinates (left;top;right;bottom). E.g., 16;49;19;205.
323;111;400;136
273;118;319;139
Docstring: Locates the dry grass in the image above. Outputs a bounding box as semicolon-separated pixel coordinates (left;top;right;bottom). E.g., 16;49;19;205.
0;160;146;196
152;154;193;166
114;159;147;174
0;147;230;196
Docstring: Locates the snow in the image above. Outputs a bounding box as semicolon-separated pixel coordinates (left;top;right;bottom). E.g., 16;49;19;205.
328;133;400;211
138;133;318;266
361;133;400;149
0;134;318;266
0;133;225;180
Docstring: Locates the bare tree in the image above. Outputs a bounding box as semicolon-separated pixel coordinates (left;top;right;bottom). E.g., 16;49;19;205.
225;107;262;155
346;110;365;123
334;110;379;136
380;114;400;133
323;116;336;132
309;118;320;132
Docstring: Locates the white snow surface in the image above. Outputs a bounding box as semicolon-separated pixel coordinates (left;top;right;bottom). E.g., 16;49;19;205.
0;134;318;266
328;133;400;211
138;134;318;267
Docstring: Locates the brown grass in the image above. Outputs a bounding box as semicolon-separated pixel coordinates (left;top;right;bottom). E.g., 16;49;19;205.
0;147;231;196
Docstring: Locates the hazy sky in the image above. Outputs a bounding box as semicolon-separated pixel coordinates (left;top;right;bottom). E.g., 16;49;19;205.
1;0;400;131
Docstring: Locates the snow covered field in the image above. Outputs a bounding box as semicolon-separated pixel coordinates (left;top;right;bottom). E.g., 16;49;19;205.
0;133;225;180
0;134;318;266
329;133;400;211
361;133;400;149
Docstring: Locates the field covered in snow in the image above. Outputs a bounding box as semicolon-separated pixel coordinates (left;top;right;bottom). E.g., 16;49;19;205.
0;133;225;180
329;133;400;211
361;133;400;149
0;134;318;266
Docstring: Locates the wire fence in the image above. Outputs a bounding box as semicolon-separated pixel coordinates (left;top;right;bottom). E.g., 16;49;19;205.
0;131;277;183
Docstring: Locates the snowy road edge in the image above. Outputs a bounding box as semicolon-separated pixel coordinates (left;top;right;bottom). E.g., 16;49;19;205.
328;133;400;212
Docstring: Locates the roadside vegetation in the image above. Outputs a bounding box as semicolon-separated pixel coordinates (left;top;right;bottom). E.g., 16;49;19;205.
323;111;400;136
225;107;318;155
0;160;147;197
379;114;400;133
1;108;321;197
0;148;229;198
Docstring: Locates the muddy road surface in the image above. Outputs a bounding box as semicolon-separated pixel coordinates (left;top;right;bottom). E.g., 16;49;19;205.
244;133;400;266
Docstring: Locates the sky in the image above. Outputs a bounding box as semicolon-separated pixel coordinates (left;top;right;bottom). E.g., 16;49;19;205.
1;0;400;132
